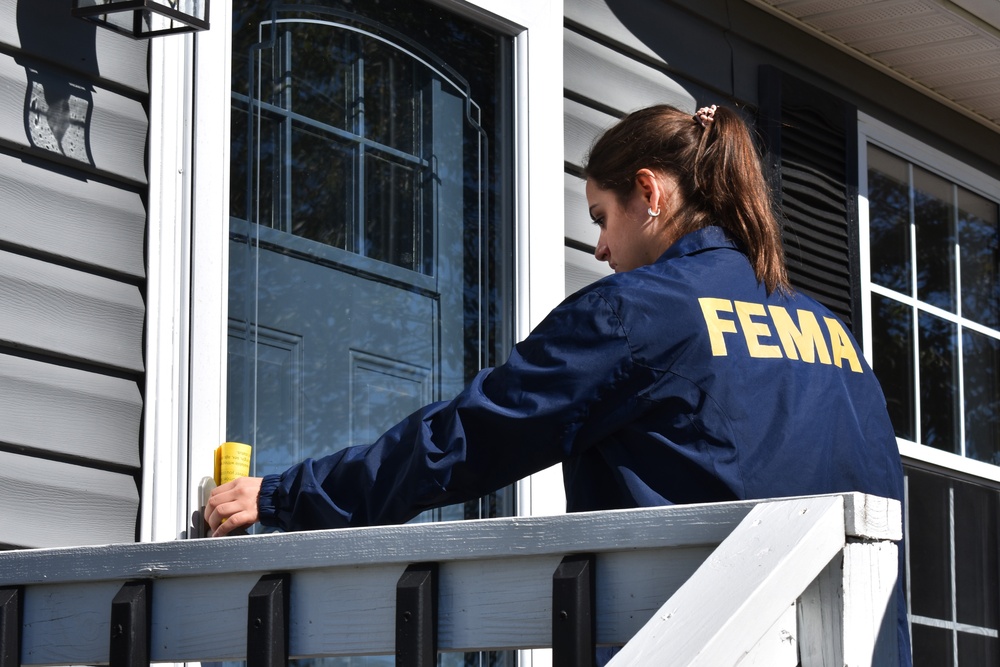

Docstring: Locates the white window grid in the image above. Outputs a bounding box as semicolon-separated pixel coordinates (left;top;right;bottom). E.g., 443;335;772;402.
858;113;1000;485
904;474;999;664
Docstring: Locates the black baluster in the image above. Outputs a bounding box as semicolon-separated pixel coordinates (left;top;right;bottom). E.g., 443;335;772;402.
109;580;151;667
553;554;596;667
247;573;290;667
396;563;439;667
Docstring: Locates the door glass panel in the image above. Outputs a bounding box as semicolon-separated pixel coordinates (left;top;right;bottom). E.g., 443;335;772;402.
913;625;954;667
229;0;514;522
363;38;418;153
905;467;1000;666
289;123;353;248
364;151;424;271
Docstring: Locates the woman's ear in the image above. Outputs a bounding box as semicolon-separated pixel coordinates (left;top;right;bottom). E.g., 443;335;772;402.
634;168;663;214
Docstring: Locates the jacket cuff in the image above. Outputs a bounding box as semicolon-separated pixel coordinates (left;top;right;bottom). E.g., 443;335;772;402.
256;473;284;528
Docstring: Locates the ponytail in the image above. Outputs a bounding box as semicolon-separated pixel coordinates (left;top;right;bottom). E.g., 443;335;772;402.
584;105;790;294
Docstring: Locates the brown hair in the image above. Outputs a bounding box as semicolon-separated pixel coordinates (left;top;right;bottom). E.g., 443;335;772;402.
583;104;789;293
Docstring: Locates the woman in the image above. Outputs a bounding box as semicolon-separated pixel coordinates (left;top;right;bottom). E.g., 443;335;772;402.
207;104;908;661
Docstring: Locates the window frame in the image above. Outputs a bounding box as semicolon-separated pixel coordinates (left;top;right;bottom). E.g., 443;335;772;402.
858;112;1000;485
142;0;565;543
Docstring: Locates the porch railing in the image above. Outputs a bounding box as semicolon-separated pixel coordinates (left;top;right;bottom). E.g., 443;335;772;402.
0;492;901;666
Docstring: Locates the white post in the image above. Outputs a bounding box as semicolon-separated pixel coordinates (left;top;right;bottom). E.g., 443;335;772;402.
798;540;900;666
607;495;848;666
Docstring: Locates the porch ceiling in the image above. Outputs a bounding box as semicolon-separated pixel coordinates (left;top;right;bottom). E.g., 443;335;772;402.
744;0;1000;132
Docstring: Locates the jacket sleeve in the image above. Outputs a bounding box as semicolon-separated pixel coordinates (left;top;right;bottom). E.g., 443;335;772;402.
256;288;652;530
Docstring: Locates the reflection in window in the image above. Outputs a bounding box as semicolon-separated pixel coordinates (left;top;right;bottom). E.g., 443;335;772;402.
919;312;959;453
235;17;434;274
872;293;915;440
906;467;999;667
869;145;911;294
914;167;956;312
960;188;1000;328
963;330;1000;465
867;144;1000;464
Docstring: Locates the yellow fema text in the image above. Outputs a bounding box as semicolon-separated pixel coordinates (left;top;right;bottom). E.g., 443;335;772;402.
697;297;863;373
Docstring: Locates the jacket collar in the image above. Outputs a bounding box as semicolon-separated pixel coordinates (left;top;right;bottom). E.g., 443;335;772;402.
658;226;739;263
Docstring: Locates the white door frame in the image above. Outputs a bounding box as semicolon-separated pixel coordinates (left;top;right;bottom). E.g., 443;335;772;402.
144;0;565;542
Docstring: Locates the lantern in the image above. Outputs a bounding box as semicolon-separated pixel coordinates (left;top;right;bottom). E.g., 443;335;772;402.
72;0;209;39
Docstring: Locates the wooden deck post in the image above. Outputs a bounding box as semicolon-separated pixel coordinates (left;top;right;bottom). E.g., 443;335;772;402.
797;540;899;666
606;496;847;666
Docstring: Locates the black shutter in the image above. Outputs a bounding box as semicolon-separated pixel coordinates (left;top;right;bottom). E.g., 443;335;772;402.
758;65;862;334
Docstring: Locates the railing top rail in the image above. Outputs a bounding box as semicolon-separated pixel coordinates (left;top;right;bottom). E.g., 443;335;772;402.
0;492;898;587
0;493;901;663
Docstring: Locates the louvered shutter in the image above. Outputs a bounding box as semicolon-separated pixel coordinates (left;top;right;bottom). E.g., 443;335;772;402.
758;66;861;334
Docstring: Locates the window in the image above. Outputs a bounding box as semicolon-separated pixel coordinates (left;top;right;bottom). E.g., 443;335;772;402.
905;467;999;665
861;117;1000;471
861;115;1000;666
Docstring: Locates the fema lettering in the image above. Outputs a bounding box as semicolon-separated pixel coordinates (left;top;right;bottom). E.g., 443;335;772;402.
698;298;863;373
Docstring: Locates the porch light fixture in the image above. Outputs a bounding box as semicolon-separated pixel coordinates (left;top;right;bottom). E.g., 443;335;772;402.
72;0;209;39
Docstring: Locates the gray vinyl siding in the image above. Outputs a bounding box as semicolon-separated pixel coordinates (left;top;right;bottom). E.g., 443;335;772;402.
0;0;147;549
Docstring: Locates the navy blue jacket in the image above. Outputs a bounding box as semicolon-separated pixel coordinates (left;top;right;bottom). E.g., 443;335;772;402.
258;226;909;662
258;226;903;526
258;227;909;666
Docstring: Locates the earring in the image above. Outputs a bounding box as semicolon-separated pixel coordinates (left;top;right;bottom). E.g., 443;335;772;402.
647;206;661;217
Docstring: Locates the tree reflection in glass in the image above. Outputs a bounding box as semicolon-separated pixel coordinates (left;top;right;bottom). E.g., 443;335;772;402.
963;329;1000;465
914;167;956;312
959;188;1000;329
868;145;911;294
919;311;959;453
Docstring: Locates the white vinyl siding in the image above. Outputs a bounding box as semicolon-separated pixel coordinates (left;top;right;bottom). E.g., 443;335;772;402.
0;0;147;549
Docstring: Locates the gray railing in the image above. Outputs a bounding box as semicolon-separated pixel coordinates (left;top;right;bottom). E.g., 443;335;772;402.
0;493;901;666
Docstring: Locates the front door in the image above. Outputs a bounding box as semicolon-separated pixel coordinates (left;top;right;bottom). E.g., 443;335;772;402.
227;1;513;526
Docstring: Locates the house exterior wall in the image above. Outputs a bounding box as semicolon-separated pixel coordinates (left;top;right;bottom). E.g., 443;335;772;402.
0;0;147;549
0;1;996;660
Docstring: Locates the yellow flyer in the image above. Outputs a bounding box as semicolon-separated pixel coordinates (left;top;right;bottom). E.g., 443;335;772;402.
214;442;252;486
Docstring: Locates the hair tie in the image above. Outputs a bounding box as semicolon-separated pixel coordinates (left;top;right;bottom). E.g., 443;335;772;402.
694;104;718;128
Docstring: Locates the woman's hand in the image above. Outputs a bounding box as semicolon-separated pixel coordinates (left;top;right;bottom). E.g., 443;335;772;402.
205;476;264;537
